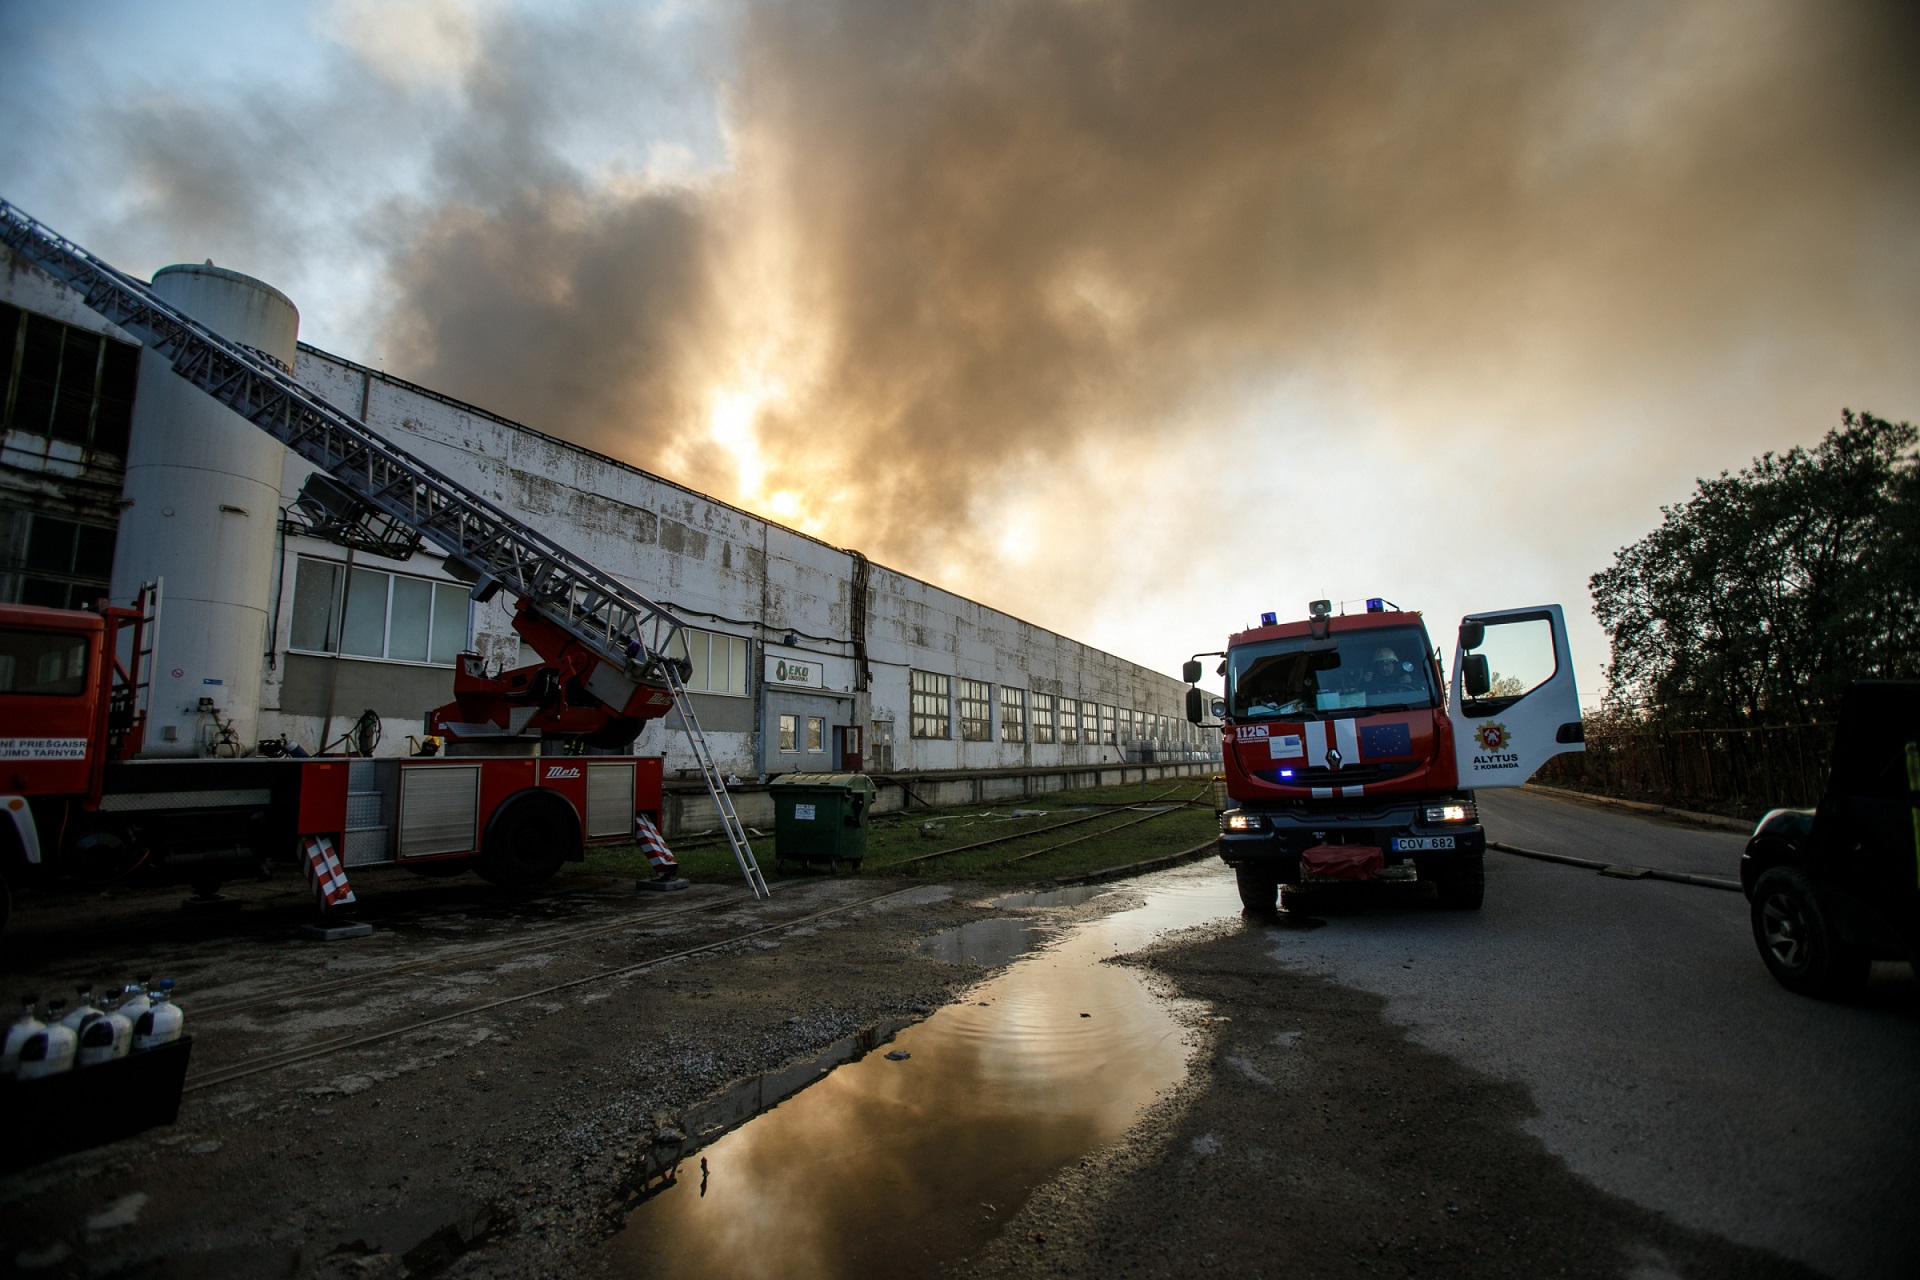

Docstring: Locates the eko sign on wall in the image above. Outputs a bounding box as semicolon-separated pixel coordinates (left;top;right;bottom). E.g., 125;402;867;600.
764;653;826;689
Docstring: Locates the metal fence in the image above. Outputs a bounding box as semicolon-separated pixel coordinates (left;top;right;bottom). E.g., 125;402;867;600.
1535;722;1833;815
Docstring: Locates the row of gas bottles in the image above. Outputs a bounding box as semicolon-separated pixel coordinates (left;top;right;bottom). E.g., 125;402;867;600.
1;980;186;1081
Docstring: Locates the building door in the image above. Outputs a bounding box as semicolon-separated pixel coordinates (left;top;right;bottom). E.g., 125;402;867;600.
834;725;864;773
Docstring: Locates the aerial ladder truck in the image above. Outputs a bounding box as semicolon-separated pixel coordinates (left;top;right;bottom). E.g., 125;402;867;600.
0;200;768;931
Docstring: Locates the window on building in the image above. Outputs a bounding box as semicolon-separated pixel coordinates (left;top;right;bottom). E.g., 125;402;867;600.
288;556;468;664
779;713;798;751
1081;700;1099;745
911;670;951;739
1032;692;1054;744
806;716;824;752
1058;697;1078;744
959;678;993;741
999;686;1027;743
1100;704;1117;744
0;303;138;456
3;510;117;609
663;627;750;696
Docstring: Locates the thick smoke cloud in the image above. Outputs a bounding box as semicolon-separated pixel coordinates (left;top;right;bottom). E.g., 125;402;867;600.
369;0;1919;584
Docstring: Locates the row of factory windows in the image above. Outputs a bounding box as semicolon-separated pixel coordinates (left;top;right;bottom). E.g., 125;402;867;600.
286;554;749;697
908;670;1190;746
285;559;1184;745
0;302;140;456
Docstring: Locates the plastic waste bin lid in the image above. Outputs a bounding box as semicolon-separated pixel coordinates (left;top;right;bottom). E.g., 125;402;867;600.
767;772;877;794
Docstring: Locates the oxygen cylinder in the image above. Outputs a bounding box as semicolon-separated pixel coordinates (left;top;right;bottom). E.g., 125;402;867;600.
16;999;79;1079
132;980;183;1051
58;984;101;1031
118;974;154;1025
76;986;135;1067
2;995;45;1077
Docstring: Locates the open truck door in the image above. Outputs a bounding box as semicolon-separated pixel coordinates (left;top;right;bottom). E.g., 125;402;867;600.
1449;604;1584;788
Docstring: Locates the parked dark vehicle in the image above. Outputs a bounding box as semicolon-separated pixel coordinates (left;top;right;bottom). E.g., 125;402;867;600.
1740;681;1920;999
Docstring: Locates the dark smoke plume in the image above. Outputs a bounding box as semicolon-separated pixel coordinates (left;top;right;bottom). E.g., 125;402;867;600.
374;0;1920;571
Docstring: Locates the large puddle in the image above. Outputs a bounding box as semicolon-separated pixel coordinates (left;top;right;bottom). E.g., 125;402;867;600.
598;860;1242;1277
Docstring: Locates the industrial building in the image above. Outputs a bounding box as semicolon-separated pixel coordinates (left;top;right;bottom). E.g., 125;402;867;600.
1;246;1214;801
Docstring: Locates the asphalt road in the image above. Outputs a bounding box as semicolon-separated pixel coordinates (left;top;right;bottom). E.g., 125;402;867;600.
1260;787;1919;1279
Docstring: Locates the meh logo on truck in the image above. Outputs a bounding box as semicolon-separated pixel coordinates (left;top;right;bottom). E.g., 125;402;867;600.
544;766;583;780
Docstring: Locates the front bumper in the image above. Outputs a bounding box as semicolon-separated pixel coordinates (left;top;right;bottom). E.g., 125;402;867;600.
1217;797;1484;877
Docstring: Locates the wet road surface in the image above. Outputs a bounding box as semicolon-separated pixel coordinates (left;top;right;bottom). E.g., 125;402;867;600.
1265;787;1920;1279
600;870;1236;1278
603;788;1917;1278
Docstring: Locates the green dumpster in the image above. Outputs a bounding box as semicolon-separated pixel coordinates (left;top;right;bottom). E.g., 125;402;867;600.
768;773;877;872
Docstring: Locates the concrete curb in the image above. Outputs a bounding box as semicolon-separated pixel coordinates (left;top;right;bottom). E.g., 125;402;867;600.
1058;839;1222;887
1489;840;1743;893
1523;783;1759;834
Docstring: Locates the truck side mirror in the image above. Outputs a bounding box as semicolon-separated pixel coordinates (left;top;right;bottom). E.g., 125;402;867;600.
1459;621;1485;651
1185;687;1204;724
1464;653;1491;698
1182;659;1203;684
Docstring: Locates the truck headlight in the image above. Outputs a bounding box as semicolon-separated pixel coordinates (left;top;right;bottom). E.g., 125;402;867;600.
1224;811;1269;832
1423;802;1476;824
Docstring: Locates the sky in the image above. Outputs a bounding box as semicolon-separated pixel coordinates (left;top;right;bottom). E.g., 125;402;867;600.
4;0;1917;702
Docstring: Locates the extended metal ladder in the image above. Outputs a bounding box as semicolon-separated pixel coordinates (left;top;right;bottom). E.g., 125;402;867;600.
663;666;769;899
0;198;767;895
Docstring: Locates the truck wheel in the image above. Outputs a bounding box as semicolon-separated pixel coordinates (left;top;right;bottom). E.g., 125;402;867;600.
1235;865;1279;913
478;797;577;889
1750;866;1868;999
1434;854;1485;911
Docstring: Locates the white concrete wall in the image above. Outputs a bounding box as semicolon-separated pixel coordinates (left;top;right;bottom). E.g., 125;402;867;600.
274;346;1210;776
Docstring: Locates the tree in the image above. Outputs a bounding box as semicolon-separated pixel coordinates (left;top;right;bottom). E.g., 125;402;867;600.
1590;411;1920;727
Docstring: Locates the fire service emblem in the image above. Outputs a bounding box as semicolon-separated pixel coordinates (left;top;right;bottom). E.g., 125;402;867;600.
1473;722;1510;753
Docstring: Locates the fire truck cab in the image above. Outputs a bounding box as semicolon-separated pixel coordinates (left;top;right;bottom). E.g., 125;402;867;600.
1187;599;1584;912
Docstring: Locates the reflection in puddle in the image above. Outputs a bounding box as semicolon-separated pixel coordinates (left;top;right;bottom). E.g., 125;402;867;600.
601;861;1241;1279
990;884;1110;910
920;917;1054;965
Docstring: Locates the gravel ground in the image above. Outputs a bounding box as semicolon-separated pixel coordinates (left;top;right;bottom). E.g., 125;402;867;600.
0;873;998;1278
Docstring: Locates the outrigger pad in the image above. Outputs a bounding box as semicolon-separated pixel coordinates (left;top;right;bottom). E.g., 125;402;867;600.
636;878;690;893
300;920;374;941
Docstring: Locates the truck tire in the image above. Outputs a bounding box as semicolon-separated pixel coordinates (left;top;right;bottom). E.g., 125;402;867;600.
1434;853;1485;911
477;795;578;889
1235;864;1279;913
1750;866;1869;999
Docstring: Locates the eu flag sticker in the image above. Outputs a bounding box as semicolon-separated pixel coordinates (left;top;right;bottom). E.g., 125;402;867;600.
1360;722;1411;758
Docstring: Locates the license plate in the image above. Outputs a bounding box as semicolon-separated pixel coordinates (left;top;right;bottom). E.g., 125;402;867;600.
1393;836;1455;851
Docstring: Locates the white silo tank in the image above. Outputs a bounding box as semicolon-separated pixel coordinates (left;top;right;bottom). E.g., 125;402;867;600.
110;264;298;757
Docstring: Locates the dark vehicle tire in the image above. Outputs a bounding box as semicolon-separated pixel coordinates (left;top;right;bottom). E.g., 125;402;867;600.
478;797;577;889
1750;866;1869;999
1434;854;1485;911
1235;864;1279;913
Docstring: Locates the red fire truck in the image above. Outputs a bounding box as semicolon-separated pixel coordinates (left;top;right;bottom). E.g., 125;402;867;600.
1185;598;1585;912
0;201;763;932
0;593;669;926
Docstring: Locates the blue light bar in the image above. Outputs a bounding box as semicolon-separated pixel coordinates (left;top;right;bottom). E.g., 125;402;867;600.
1279;769;1294;779
1366;598;1385;613
1260;611;1278;626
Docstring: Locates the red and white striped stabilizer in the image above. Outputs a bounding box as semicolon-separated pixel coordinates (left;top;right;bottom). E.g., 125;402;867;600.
301;834;358;909
633;813;677;873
